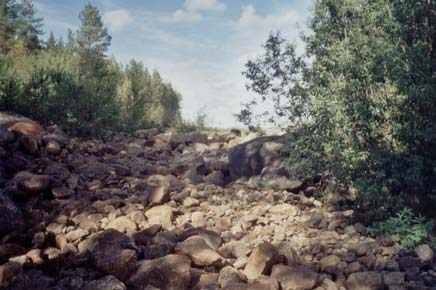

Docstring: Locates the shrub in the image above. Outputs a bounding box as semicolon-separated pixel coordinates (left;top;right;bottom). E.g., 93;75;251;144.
367;208;433;248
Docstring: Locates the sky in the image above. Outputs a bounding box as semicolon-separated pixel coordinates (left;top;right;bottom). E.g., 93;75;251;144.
34;0;314;128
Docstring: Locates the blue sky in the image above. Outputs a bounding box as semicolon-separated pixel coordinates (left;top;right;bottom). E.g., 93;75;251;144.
34;0;314;127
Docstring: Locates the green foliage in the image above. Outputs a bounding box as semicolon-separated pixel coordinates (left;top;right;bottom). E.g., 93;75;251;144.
257;178;273;190
367;208;433;248
240;0;436;224
0;1;183;136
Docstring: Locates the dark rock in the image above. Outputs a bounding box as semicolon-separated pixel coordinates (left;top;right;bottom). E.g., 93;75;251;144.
228;135;287;178
87;230;138;282
127;254;191;290
84;275;126;290
14;171;50;194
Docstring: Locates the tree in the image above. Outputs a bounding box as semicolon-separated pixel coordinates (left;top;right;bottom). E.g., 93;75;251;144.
65;29;75;52
0;0;20;53
46;32;56;50
16;0;43;51
76;4;111;66
239;0;436;222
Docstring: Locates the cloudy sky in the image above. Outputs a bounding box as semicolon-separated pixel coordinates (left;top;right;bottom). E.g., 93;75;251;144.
34;0;314;127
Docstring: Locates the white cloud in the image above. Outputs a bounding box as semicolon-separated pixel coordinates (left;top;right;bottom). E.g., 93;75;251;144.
160;9;202;24
238;5;300;32
184;0;227;12
103;10;134;32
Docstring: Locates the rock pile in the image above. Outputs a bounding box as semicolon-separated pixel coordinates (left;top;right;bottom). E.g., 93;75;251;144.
0;113;435;290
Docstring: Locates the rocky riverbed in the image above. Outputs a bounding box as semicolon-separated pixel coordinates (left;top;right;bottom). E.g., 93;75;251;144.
0;113;435;290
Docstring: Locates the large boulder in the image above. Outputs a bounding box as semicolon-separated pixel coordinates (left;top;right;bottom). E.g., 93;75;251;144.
244;242;278;280
345;272;383;290
127;254;191;290
146;174;184;205
14;171;50;194
175;236;225;267
260;166;302;192
86;230;138;282
228;135;287;178
271;264;318;290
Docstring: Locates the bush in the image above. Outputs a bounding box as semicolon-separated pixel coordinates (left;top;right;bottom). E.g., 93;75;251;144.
367;208;433;248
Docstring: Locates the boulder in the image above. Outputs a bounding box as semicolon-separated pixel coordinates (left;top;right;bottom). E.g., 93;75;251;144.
84;275;126;290
106;216;137;233
87;230;138;282
127;254;191;290
0;127;15;146
271;264;318;290
382;272;405;287
175;236;225;266
45;140;61;155
228;135;287;178
260;166;302;192
42;133;68;146
268;204;299;217
244;242;278;280
170;153;207;176
14;171;50;194
0;261;22;288
414;244;434;263
147;174;183;205
145;205;174;229
219;266;246;287
345;272;383;290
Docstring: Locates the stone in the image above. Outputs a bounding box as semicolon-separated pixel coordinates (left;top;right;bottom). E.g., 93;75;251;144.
382;272;405;286
319;255;341;273
219;266;246;287
0;244;26;263
84;275;127;290
175;236;225;267
268;204;299;217
106;216;137;233
271;264;318;290
88;230;138;282
147;175;172;205
346;272;383;290
414;244;434;263
0;262;22;288
190;272;219;290
127;254;191;290
145;205;173;228
65;228;89;242
228;135;287;178
244;242;278;280
51;186;72;199
46;140;61;155
260;166;302;192
308;212;325;228
15;171;50;193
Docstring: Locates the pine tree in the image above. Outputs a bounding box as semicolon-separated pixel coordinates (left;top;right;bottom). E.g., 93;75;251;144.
76;4;111;65
0;0;20;53
16;0;43;51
